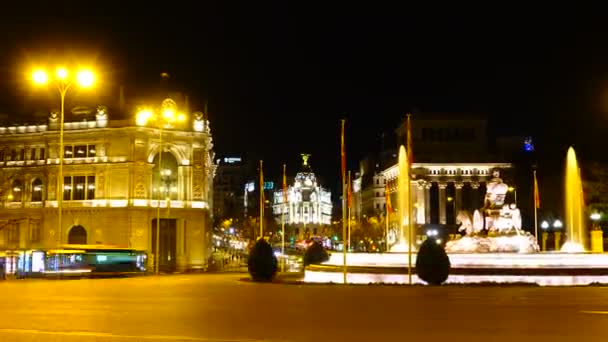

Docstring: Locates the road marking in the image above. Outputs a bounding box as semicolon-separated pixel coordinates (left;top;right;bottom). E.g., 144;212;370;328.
0;328;287;341
580;311;608;315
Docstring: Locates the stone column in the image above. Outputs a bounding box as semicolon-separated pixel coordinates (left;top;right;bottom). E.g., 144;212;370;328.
454;182;463;215
439;183;447;225
416;181;425;224
470;182;480;209
424;183;432;224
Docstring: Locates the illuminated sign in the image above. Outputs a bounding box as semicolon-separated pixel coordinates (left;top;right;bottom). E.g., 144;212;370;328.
223;157;242;164
264;182;274;190
524;137;534;152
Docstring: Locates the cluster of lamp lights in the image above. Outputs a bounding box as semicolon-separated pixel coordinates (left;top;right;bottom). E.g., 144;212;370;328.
32;67;95;88
540;219;563;230
540;213;602;230
30;66;97;250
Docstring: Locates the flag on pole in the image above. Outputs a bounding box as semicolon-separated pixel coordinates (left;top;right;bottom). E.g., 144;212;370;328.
385;184;393;213
534;170;540;209
347;172;352;209
341;120;346;183
282;164;288;203
260;161;264;202
406;113;413;166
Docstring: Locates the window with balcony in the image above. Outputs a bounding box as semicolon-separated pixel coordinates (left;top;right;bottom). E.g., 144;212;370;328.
152;151;178;200
31;178;44;202
39;147;45;160
11;180;23;202
63;175;95;200
73;176;86;200
64;144;96;158
0;149;4;161
87;176;95;199
64;146;73;158
75;145;87;158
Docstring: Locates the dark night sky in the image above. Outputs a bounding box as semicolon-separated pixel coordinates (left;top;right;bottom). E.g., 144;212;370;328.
1;5;608;196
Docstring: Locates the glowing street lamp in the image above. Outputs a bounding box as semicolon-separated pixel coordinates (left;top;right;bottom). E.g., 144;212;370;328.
590;213;601;221
541;220;549;230
31;66;96;245
508;186;517;206
136;98;187;274
553;219;563;229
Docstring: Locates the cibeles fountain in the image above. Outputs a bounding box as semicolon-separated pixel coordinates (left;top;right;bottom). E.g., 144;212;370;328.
445;170;540;253
304;146;608;286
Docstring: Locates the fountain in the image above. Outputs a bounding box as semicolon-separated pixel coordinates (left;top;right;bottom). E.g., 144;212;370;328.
445;170;539;253
390;145;414;252
561;146;586;253
304;147;608;286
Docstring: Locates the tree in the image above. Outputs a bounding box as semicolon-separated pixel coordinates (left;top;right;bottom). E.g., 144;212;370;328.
416;238;450;285
303;241;329;265
248;239;278;282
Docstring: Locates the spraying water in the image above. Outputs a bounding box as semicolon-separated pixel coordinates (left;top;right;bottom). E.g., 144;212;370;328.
391;145;413;252
561;146;586;253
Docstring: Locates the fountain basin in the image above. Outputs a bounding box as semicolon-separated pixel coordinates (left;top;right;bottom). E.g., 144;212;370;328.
303;252;608;286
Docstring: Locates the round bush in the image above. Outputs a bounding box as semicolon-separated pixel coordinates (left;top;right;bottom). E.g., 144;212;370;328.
416;238;451;285
248;239;278;282
303;241;329;266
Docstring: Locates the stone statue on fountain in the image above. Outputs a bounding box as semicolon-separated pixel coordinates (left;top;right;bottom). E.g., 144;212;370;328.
448;169;539;253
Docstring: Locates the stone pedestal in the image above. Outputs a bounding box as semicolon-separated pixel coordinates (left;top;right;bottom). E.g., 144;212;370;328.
541;232;549;252
554;232;562;251
591;230;604;253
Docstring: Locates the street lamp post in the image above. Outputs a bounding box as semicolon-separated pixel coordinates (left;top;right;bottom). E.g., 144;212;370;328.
32;67;95;246
136;99;186;274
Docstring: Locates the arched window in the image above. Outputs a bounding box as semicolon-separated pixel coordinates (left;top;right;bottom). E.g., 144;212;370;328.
31;178;44;202
152;151;179;200
11;180;23;202
68;225;87;244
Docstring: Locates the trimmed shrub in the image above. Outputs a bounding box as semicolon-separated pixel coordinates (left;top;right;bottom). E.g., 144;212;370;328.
248;239;278;282
304;241;329;266
416;238;451;285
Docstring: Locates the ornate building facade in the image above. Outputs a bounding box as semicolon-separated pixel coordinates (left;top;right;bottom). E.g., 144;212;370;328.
0;102;215;272
273;155;332;239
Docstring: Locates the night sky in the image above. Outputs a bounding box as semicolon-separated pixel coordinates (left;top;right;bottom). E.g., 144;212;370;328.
1;6;608;194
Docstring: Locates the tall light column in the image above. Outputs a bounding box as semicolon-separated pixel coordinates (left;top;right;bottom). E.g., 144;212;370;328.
32;67;96;246
136;99;187;274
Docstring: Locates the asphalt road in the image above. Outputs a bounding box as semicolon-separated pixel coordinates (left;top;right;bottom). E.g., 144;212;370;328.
1;274;608;341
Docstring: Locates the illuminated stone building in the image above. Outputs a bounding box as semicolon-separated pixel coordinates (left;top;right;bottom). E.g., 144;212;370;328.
273;155;332;239
353;114;519;230
0;101;215;272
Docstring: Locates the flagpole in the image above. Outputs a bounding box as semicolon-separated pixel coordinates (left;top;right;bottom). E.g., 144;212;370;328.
534;169;539;240
259;160;264;239
341;119;347;284
281;163;286;272
407;114;413;285
347;171;351;252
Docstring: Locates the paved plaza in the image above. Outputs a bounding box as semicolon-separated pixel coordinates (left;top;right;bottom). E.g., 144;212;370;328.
1;274;608;341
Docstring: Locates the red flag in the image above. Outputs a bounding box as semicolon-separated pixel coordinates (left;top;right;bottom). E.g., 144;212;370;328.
406;113;413;166
341;120;346;182
347;171;352;209
534;170;540;209
385;184;393;213
282;164;288;203
259;160;264;203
